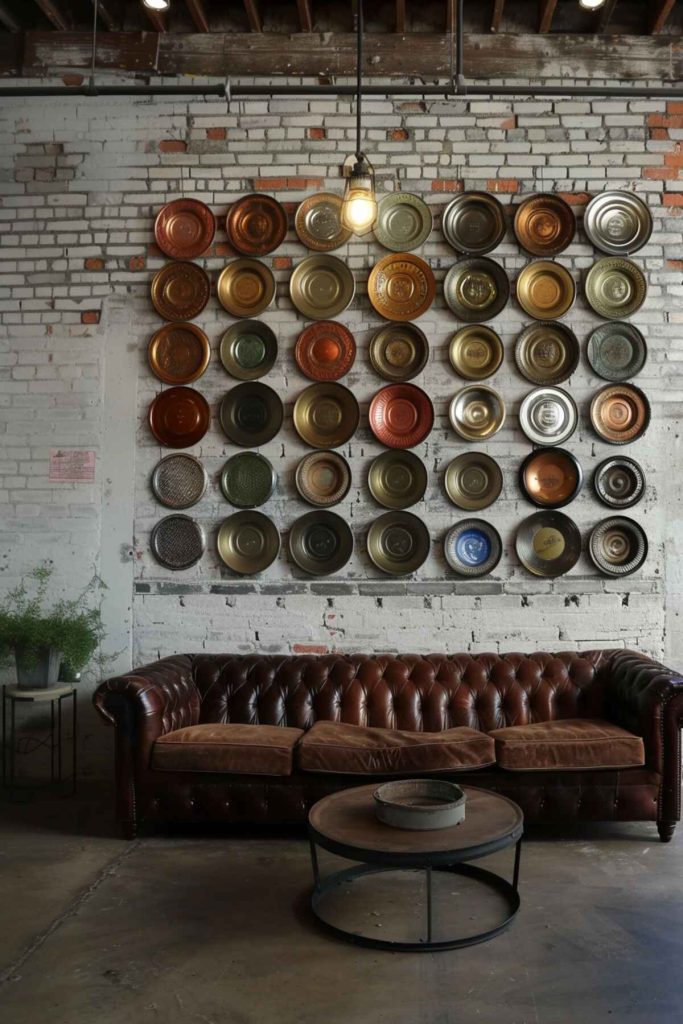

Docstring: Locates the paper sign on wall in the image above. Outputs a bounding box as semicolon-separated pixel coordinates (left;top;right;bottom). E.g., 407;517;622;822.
49;449;96;483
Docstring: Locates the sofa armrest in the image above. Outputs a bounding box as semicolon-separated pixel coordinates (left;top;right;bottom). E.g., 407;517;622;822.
605;650;683;827
93;655;199;837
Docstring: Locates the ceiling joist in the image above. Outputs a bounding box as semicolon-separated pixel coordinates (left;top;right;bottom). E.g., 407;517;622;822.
396;0;407;34
243;0;263;32
0;1;20;32
184;0;210;33
650;0;677;33
33;0;69;31
491;0;506;33
297;0;313;33
538;0;558;34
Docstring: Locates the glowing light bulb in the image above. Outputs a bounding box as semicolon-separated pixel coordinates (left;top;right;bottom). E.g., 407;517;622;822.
578;0;607;10
341;159;377;236
143;0;170;12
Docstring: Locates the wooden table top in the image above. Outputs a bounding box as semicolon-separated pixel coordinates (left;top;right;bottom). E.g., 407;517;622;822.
309;784;523;859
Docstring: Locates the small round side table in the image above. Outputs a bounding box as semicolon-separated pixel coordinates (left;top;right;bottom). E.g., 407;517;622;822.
2;684;77;795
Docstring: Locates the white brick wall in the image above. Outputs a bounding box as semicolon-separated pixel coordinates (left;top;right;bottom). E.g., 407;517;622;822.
0;80;682;773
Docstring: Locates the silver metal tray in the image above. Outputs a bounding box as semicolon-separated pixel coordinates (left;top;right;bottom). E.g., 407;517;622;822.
373;779;467;831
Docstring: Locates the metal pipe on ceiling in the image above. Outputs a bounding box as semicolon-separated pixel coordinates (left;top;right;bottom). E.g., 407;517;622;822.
0;0;680;100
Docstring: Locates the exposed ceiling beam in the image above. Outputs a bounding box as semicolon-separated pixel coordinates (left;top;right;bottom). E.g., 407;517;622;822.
32;0;69;31
491;0;506;33
142;8;166;32
243;0;263;32
297;0;313;33
0;1;21;32
538;0;558;34
597;0;619;32
18;31;683;82
94;2;120;33
184;0;210;33
650;0;677;33
396;0;406;33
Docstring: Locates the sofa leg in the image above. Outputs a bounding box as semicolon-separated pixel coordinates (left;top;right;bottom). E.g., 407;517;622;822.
657;821;676;843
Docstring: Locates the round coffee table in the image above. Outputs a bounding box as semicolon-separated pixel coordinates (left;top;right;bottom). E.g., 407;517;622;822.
308;783;523;952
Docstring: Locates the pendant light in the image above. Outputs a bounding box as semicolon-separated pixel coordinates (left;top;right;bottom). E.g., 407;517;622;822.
340;0;377;236
578;0;607;9
143;0;170;11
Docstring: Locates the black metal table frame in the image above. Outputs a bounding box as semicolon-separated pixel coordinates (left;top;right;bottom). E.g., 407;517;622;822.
308;824;523;953
2;685;77;795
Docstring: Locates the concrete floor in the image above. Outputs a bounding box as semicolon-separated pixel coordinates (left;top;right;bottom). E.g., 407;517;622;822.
1;789;682;1024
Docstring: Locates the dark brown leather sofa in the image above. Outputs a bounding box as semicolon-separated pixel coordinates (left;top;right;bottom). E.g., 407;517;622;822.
93;649;683;842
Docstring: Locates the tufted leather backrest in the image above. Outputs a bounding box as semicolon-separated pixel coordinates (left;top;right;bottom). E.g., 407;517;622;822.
191;652;617;733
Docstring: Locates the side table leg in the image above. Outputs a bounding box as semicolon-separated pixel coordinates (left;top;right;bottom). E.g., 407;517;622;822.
10;694;16;787
512;838;522;892
50;699;55;782
57;695;63;783
309;837;321;889
72;690;77;794
426;865;433;944
2;686;6;786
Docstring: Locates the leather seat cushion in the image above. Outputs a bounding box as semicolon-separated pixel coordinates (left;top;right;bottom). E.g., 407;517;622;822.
152;723;304;776
298;721;495;775
489;718;645;772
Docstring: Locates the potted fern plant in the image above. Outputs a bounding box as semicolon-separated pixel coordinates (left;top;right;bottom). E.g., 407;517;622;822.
0;563;107;689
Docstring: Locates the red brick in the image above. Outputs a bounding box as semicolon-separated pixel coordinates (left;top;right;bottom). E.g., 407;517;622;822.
307;127;327;140
253;176;324;191
666;259;683;269
147;243;163;258
85;257;104;271
650;128;669;140
663;193;683;206
667;102;683;114
272;256;292;270
558;192;591;206
643;166;679;180
500;117;517;130
430;178;464;193
387;128;409;141
206;127;226;140
664;149;683;167
292;643;329;655
396;101;426;113
215;242;238;257
128;255;146;271
487;178;520;193
81;311;100;325
649;114;683;129
159;140;187;153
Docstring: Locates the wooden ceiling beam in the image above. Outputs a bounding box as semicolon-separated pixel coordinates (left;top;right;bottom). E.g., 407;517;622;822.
32;0;69;31
184;0;210;33
597;0;619;32
94;2;121;33
297;0;313;32
650;0;677;33
396;0;406;34
538;0;558;34
18;31;683;82
491;0;506;33
0;1;21;32
143;11;166;32
243;0;263;32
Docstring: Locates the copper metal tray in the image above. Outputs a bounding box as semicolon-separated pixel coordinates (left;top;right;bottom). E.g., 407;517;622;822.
444;520;502;578
514;321;580;386
589;383;650;444
217;510;280;574
593;457;645;509
516;261;575;320
513;194;576;257
442;192;506;255
444;452;503;511
219;320;277;380
449;325;503;381
148;322;211;385
295;451;352;508
519;448;583;509
366;511;430;576
369;323;429;382
588;516;648;577
373;193;433;252
584;191;652;256
295;321;356;381
219;381;284;446
368;383;434;449
289;510;354;576
290;254;355;320
148;386;211;448
368;253;436;322
226;193;287;256
151;262;211;322
217;259;276;318
584;258;646;320
368;450;428;510
449;385;505;441
443;258;509;322
295;193;351;252
515;510;582;578
154;198;216;260
293;382;359;449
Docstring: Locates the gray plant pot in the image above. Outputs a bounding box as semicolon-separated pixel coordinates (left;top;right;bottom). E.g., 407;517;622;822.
15;646;62;690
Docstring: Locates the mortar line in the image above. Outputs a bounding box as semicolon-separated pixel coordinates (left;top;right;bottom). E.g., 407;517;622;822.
0;839;142;986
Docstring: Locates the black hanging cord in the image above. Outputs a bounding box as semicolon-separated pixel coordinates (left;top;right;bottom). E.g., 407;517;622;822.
355;0;363;161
